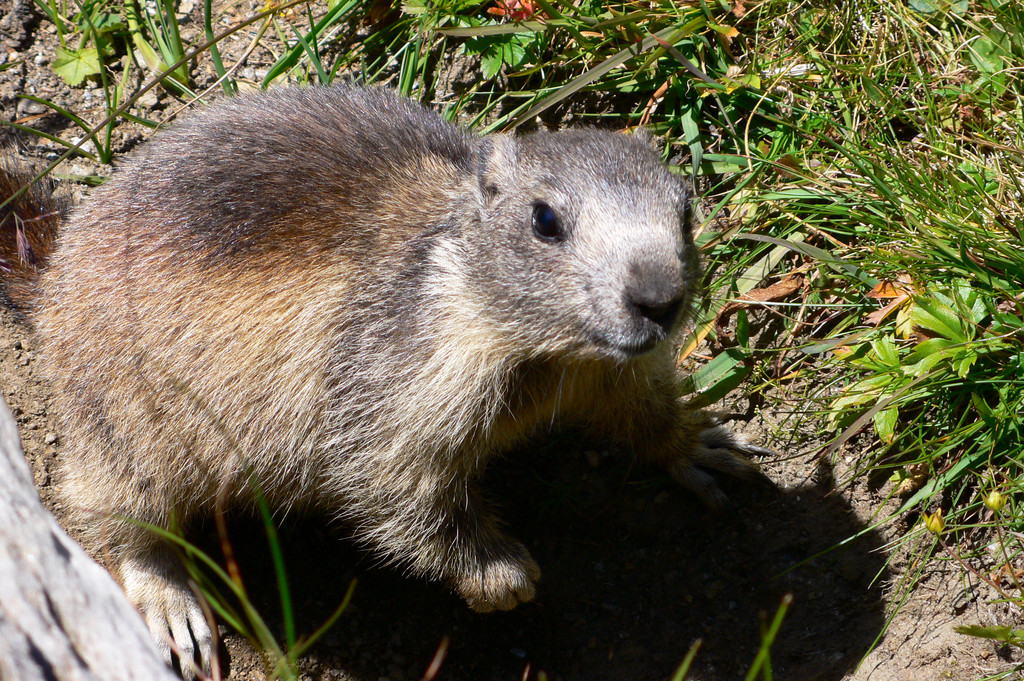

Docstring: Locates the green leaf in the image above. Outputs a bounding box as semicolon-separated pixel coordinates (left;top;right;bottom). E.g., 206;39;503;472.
464;31;535;80
53;45;101;86
991;309;1023;335
969;36;1008;75
908;0;938;12
480;47;504;80
76;10;124;34
831;392;876;413
909;0;967;14
873;405;899;444
870;336;901;368
971;391;996;420
955;625;1024;647
700;152;747;173
680;348;751;409
736;308;750;346
725;72;761;92
861;76;888;107
905;338;957;377
503;34;528;68
905;337;956;364
401;0;428;15
854;372;900;394
129;32;188;90
680;347;746;395
679;99;703;174
952;350;978;378
911;296;968;342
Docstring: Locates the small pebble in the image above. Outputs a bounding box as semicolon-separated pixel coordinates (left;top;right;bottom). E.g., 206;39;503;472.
16;97;47;117
137;90;160;109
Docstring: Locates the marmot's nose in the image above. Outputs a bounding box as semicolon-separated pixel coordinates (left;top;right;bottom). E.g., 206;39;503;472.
626;283;685;335
624;255;686;334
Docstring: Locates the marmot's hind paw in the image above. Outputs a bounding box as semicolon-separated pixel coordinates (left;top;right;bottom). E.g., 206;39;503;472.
121;555;213;680
669;425;775;510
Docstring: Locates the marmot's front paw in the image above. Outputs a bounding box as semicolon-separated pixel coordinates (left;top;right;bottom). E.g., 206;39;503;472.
669;424;774;509
455;544;542;612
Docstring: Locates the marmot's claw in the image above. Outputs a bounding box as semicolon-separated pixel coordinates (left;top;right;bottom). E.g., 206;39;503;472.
669;425;775;508
122;556;213;680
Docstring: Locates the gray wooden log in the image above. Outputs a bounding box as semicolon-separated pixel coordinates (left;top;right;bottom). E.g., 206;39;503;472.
0;397;178;681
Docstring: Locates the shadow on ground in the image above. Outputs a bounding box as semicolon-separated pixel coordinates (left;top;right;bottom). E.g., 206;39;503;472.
211;437;887;681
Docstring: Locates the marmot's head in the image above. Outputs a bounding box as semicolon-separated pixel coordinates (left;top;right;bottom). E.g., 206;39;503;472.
457;128;697;362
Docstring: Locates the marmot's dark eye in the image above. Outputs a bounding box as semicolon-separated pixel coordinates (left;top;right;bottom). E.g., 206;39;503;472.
531;202;562;242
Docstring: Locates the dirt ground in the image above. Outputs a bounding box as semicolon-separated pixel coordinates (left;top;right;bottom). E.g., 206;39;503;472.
1;1;1022;679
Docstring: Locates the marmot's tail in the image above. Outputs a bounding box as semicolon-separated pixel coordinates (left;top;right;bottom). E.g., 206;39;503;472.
0;158;68;315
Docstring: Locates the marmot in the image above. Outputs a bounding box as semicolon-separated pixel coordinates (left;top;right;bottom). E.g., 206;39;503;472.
0;86;768;676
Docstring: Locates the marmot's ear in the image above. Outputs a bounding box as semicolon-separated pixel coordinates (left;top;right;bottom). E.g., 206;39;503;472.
477;134;519;204
630;126;662;153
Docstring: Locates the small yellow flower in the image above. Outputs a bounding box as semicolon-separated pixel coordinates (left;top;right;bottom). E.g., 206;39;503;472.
983;490;1006;513
924;509;945;535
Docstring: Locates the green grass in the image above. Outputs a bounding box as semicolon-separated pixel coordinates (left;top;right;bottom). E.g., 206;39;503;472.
4;0;1023;678
139;507;355;681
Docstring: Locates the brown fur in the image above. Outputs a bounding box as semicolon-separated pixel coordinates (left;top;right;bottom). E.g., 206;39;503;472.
0;158;68;314
1;86;767;676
